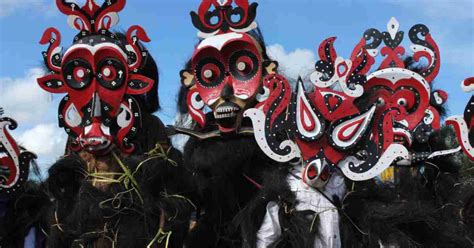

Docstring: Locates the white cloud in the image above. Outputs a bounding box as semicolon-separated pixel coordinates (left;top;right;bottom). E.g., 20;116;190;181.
267;44;315;81
17;123;67;168
0;0;56;18
0;68;53;124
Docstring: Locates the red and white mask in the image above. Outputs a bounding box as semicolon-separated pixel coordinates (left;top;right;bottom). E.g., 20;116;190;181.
338;18;447;181
364;70;444;150
183;33;267;132
245;18;451;186
182;0;275;133
292;37;375;187
37;0;154;154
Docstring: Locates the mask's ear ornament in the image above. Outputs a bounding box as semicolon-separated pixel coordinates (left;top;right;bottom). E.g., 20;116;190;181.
37;0;155;154
0;114;36;198
179;69;206;128
191;0;258;38
244;75;300;162
446;77;474;160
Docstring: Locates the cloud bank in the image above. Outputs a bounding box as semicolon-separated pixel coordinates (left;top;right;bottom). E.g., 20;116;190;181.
1;68;66;172
0;68;53;124
267;44;315;81
0;0;55;18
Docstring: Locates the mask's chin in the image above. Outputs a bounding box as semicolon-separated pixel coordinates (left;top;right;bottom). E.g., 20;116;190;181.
213;102;242;133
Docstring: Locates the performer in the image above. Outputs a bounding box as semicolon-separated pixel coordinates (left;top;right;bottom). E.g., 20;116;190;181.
37;1;194;247
0;111;50;247
174;0;295;247
242;35;376;248
340;19;474;247
243;17;474;247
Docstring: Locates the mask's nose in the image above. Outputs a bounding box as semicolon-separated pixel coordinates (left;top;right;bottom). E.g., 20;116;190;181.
80;92;112;151
82;119;104;146
92;92;101;118
220;78;234;101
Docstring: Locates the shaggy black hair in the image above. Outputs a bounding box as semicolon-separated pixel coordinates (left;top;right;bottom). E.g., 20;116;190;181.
237;167;320;248
341;128;474;247
182;135;284;248
0;182;51;247
46;114;196;248
45;154;87;247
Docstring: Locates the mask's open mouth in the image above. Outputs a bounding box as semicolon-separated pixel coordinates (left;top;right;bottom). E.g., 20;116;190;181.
79;122;113;153
393;121;413;147
214;102;241;130
80;136;112;152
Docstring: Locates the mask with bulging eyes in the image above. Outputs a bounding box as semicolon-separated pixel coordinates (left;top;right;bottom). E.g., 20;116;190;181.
181;32;275;133
364;72;445;150
37;0;154;154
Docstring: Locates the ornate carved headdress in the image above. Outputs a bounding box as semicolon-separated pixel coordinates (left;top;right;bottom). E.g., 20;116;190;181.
37;0;154;154
246;18;454;187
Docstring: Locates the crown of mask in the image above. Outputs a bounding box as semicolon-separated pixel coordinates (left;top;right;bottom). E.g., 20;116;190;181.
191;0;258;38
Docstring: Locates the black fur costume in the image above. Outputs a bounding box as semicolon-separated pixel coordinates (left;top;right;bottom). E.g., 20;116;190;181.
181;133;282;247
340;128;474;248
0;181;50;247
238;141;474;248
45;143;194;248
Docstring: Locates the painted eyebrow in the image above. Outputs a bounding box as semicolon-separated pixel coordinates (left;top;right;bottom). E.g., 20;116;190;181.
63;43;128;61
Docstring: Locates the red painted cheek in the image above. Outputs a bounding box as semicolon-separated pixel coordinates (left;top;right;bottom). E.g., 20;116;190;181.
198;87;222;105
97;86;128;116
67;84;96;112
232;72;262;99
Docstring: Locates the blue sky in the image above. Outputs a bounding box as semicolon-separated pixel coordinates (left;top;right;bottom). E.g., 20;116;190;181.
0;0;472;170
